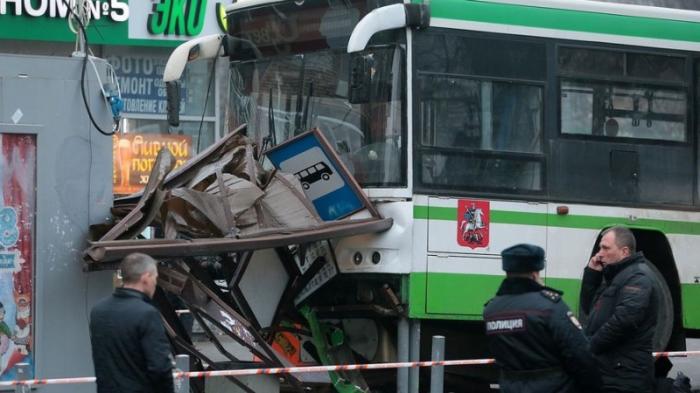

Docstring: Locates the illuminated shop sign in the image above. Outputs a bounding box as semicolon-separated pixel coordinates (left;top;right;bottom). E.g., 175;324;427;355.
0;0;129;22
113;134;192;195
0;0;229;44
148;0;208;36
129;0;229;41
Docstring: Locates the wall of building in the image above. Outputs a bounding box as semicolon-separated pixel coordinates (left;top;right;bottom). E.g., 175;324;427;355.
0;3;231;388
0;54;114;392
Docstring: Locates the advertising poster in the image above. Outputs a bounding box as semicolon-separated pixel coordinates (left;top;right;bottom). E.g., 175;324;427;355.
0;134;36;381
113;133;192;195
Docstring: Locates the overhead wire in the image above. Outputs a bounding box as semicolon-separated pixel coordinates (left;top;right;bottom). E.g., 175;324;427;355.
62;1;115;333
63;0;120;136
196;37;225;153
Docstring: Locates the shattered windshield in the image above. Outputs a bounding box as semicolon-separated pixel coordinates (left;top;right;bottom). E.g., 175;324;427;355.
229;47;405;188
223;0;406;188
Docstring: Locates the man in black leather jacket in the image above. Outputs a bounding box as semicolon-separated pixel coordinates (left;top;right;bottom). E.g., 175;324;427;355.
90;253;174;393
484;244;602;393
581;226;658;393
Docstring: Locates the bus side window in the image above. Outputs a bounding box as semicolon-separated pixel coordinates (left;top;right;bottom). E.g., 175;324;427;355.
417;74;544;192
554;46;693;206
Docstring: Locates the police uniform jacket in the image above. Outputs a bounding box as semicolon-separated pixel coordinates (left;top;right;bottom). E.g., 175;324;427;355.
90;288;174;393
580;252;657;393
484;277;602;393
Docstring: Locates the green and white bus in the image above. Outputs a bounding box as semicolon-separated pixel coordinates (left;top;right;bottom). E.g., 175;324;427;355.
166;0;700;390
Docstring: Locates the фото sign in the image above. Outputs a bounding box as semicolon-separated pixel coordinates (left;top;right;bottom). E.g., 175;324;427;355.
107;54;187;115
113;133;192;195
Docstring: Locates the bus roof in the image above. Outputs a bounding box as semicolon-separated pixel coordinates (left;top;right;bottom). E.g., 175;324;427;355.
224;0;700;50
429;0;700;50
226;0;287;12
483;0;700;22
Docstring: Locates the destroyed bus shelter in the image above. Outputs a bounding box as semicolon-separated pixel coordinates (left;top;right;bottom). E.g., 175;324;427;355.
83;125;394;393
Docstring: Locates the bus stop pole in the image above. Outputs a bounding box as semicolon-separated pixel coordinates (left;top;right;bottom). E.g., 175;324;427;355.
14;363;29;393
397;318;410;393
175;354;190;393
430;336;445;393
409;320;421;393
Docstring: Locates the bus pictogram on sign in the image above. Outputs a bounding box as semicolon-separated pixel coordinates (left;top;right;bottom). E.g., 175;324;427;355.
294;162;333;190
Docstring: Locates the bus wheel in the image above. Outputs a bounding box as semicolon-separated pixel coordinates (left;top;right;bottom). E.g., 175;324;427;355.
646;261;673;351
302;182;310;190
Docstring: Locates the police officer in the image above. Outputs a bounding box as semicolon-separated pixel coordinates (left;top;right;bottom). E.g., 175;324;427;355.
484;244;602;393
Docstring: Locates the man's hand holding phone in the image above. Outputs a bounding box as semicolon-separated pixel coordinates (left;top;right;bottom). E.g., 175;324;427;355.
588;255;604;271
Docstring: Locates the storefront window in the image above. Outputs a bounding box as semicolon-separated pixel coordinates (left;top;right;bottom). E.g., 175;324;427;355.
106;47;218;195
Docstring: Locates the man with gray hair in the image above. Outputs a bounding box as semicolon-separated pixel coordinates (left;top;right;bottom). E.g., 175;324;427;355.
581;226;658;393
89;253;174;393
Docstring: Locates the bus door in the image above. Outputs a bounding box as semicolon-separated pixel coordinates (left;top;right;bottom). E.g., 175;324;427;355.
425;196;547;316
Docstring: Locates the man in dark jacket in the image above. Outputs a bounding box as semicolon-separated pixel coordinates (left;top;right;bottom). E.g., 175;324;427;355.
581;226;658;393
90;253;174;393
484;244;602;393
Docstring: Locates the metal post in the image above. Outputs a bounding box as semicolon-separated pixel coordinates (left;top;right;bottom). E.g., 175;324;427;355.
397;318;410;393
430;335;445;393
175;354;190;393
408;320;421;393
14;363;29;393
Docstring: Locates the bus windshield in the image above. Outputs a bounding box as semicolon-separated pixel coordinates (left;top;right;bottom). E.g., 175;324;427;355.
225;0;406;188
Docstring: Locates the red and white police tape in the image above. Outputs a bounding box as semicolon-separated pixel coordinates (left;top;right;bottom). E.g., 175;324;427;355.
2;351;700;387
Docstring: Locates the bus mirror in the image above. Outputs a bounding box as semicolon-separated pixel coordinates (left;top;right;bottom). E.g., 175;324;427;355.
166;81;181;127
349;53;372;104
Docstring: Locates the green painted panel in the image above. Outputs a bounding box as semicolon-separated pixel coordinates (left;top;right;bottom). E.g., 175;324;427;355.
413;205;430;220
410;273;699;329
408;272;484;321
682;284;700;329
430;0;700;43
408;272;427;318
493;210;547;227
0;19;182;48
409;273;582;318
414;205;700;235
546;277;582;315
425;272;504;316
0;18;127;45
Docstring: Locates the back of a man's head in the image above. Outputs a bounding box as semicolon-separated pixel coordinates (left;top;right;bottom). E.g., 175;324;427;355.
119;253;157;284
602;225;637;254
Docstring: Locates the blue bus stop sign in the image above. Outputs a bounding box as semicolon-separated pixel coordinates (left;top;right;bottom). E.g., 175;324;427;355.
265;131;364;221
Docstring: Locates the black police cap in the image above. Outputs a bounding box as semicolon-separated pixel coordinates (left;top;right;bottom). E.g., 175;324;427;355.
501;243;545;273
